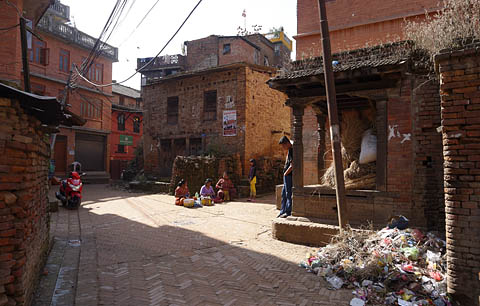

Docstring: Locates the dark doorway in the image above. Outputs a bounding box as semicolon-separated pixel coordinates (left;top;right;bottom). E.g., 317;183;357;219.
75;133;106;171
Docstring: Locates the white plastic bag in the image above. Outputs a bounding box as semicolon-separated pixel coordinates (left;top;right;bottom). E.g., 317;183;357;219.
359;129;377;164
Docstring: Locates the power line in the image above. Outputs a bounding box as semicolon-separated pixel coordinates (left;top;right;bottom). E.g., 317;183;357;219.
74;0;204;88
0;23;19;31
118;0;160;47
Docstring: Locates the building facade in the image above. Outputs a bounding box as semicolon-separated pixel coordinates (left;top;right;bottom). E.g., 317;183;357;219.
295;0;440;57
143;63;290;178
0;0;118;181
138;32;292;85
110;84;143;180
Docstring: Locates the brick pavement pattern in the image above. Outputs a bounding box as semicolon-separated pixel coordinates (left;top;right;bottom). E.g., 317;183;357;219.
33;185;352;305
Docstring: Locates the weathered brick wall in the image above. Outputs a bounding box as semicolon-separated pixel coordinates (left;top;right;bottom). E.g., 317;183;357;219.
0;0;24;84
185;35;219;71
295;0;439;57
0;97;51;305
412;77;445;232
299;74;444;228
435;47;480;305
244;67;290;171
143;66;247;177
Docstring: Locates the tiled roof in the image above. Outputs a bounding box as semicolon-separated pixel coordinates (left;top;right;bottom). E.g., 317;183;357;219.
112;84;141;99
270;42;415;82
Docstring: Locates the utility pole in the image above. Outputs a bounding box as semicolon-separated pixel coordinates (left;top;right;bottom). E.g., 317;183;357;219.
19;17;31;93
318;0;349;230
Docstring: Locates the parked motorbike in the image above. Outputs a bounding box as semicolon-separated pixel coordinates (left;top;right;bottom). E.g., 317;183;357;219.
55;171;85;209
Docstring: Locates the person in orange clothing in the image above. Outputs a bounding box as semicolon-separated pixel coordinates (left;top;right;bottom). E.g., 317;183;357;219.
175;179;190;206
216;172;236;201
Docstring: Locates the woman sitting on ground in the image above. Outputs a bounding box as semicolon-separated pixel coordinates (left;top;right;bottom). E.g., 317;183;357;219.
200;178;216;198
216;172;236;201
175;179;189;206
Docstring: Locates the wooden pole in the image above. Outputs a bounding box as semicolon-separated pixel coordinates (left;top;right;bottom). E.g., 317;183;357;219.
318;0;348;230
19;17;31;93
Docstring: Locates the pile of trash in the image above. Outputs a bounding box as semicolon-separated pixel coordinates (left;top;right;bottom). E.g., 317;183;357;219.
300;221;450;306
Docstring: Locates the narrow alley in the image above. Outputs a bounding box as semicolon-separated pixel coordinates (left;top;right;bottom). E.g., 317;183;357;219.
33;185;352;306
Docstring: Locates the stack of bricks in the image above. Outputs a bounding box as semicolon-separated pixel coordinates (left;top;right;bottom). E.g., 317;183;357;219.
435;45;480;305
0;97;50;305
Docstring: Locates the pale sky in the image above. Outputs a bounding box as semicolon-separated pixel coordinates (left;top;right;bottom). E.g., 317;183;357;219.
61;0;298;90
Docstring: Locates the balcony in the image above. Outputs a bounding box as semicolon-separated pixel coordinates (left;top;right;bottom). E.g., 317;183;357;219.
48;1;70;21
37;14;118;62
137;54;186;72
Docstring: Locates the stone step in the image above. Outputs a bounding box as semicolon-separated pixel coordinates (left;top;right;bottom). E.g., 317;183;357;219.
272;217;340;246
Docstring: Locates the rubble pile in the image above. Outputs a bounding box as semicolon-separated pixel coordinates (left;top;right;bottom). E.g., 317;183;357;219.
300;225;451;306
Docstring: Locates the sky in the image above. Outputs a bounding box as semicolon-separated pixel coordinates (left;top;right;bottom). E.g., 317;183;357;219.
61;0;298;90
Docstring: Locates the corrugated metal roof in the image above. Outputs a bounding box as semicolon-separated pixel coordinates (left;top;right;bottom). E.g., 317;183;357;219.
112;84;141;99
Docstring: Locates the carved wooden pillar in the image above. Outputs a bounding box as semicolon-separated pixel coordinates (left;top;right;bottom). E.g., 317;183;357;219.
292;105;304;189
316;113;327;181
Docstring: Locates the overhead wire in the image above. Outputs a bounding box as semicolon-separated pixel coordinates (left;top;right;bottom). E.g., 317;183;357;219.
0;23;19;31
117;0;161;47
74;0;204;88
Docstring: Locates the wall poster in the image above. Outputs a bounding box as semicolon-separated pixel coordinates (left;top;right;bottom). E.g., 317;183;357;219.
223;110;237;136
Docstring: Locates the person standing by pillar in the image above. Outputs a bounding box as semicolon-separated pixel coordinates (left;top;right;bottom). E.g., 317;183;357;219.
278;136;293;218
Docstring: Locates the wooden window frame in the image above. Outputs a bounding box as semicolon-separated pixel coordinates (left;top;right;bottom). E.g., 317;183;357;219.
80;99;102;120
133;116;140;133
203;90;217;121
59;49;70;73
167;96;179;125
223;43;231;55
30;38;49;66
117;144;126;154
117;113;126;131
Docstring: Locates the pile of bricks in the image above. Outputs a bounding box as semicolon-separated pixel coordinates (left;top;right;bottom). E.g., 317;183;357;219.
0;97;50;305
435;46;480;305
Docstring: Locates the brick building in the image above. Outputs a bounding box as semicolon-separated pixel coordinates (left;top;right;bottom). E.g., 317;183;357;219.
295;0;440;57
138;31;292;85
0;0;118;181
0;83;80;305
269;44;444;232
110;84;143;180
143;63;290;179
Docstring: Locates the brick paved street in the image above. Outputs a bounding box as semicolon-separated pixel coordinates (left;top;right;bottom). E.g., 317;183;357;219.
33;185;352;306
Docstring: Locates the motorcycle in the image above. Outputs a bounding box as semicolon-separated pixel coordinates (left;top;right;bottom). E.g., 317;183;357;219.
55;171;84;209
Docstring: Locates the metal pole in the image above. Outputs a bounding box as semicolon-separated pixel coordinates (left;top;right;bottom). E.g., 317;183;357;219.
19;17;31;93
318;0;348;230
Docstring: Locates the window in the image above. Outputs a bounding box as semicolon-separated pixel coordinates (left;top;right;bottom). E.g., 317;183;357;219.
117;144;125;153
119;96;125;106
264;56;269;66
167;96;179;125
30;38;48;65
117;113;125;131
85;62;103;82
136;99;141;109
223;43;231;55
80;98;102;119
59;49;70;72
203;91;217;121
133;116;140;133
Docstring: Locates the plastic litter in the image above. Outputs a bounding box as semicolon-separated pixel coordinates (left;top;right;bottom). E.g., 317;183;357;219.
299;226;451;305
350;297;365;306
326;275;344;289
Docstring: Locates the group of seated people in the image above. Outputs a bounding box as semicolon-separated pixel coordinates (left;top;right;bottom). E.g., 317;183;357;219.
174;172;237;206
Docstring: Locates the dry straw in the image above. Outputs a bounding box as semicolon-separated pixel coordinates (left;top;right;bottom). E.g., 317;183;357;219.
405;0;480;56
